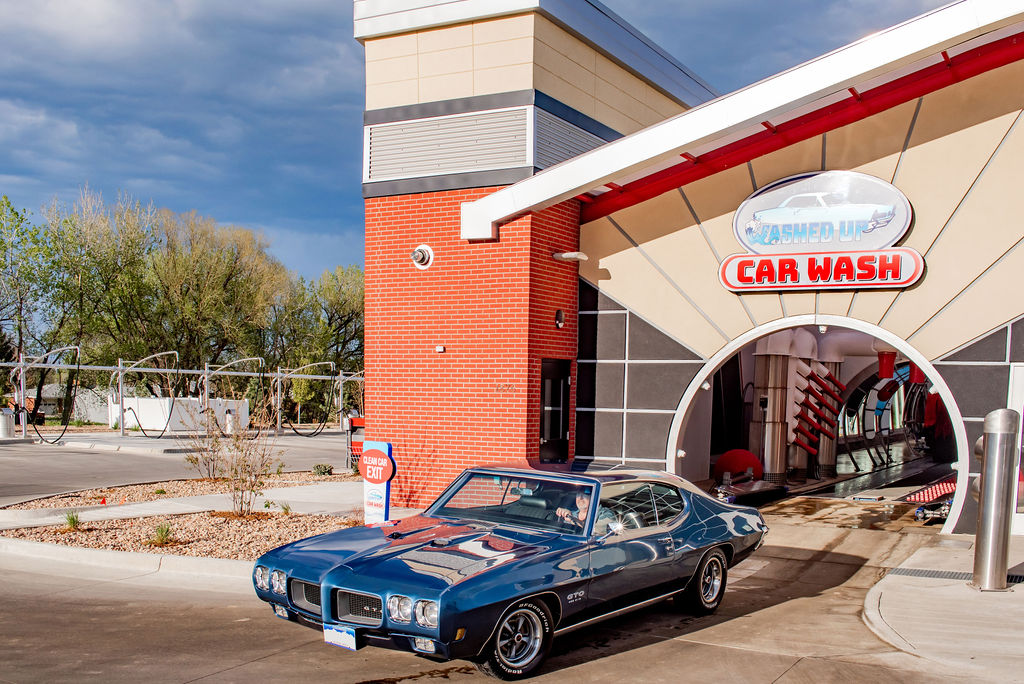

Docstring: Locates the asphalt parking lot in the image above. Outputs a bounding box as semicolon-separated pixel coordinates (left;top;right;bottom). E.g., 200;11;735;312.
0;521;965;684
1;436;1021;683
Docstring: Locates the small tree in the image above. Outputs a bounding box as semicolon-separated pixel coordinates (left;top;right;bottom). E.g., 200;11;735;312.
222;402;284;515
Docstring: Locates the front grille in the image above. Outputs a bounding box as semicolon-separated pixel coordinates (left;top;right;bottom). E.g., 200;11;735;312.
289;580;322;616
335;590;383;626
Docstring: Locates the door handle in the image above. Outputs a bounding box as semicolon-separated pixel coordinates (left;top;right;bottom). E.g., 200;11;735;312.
658;536;674;547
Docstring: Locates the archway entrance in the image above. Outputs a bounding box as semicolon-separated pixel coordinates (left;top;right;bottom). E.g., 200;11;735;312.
666;316;971;534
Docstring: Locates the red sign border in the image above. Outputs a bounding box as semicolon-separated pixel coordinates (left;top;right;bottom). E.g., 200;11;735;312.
719;247;924;292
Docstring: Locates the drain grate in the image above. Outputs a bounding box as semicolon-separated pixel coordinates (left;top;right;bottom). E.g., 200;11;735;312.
889;568;1024;583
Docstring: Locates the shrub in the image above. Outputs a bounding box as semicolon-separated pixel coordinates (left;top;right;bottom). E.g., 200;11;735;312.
148;523;174;546
312;463;333;476
64;510;81;531
154;488;167;495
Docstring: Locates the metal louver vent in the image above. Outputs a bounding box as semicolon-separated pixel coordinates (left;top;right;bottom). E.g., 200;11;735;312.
534;108;606;169
367;108;529;182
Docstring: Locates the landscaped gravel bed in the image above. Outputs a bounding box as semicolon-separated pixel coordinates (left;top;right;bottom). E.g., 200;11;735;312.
1;511;361;561
3;471;359;510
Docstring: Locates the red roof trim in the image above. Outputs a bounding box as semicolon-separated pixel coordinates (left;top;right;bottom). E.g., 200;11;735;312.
580;31;1024;225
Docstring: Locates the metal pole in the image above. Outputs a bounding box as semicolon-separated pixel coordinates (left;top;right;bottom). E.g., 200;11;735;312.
203;362;209;412
19;354;26;439
763;354;789;484
972;408;1019;591
118;358;125;438
275;367;282;436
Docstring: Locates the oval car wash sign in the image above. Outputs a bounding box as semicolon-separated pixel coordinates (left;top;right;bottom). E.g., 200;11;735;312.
360;441;396;523
719;171;923;291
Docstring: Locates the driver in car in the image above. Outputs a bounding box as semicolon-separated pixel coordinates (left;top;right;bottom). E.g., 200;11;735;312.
556;490;616;532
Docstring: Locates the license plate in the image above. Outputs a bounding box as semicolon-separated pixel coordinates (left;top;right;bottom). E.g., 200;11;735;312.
324;624;359;651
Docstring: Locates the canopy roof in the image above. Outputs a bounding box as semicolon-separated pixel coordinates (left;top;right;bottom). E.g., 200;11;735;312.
460;0;1024;239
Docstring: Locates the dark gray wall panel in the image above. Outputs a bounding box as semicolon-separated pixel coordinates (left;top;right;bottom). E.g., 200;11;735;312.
575;363;624;409
574;411;622;458
363;167;533;197
1011;319;1024;362
943;328;1007;362
965;420;984;473
626;363;699;410
952;487;979;535
628;314;702;361
938;364;1009;418
624;413;673;460
577;313;626;360
579;280;626;311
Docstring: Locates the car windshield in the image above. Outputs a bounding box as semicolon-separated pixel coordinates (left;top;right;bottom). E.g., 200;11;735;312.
430;472;595;533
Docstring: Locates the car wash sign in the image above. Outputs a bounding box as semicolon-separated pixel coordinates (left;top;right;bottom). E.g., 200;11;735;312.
719;171;923;291
359;441;396;523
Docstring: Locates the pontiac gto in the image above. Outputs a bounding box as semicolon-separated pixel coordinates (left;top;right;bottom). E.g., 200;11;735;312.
253;466;768;679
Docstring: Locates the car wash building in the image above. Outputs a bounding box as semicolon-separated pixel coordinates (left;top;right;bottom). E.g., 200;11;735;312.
355;0;1024;535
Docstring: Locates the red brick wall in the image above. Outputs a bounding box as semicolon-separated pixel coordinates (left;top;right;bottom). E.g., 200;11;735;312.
364;188;580;507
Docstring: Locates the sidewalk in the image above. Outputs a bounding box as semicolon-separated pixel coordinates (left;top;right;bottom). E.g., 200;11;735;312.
0;481;420;593
0;481;376;530
863;534;1024;680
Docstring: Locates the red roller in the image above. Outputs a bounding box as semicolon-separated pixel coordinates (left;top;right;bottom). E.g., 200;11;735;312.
811;361;847;392
823;371;846;391
795;424;819;445
797;409;836;440
793;437;818;456
801;397;838;428
805;385;840;414
809;373;843;404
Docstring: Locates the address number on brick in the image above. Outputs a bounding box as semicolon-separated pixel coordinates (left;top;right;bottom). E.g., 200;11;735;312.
496;384;514;392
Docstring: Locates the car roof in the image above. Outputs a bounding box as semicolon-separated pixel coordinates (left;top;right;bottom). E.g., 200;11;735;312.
466;464;690;487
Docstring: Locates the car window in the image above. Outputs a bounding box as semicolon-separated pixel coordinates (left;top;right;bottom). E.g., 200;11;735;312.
650;483;685;524
440;476;519;509
430;473;595;533
599;482;658;529
783;194;823;208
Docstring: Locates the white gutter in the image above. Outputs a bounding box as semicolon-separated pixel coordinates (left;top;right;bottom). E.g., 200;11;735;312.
460;0;1024;239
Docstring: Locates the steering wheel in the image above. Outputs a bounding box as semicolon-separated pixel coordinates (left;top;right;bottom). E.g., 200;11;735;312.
620;511;643;529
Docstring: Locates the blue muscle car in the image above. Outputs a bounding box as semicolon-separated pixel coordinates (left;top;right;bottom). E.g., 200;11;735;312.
253;466;768;679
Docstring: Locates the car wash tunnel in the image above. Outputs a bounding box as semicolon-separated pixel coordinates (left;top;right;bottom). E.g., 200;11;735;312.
692;325;960;526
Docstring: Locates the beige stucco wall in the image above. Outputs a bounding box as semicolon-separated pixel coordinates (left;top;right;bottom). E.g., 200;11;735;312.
363;13;685;134
580;58;1024;362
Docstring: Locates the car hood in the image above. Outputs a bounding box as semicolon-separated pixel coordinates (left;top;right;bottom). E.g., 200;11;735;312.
264;514;563;592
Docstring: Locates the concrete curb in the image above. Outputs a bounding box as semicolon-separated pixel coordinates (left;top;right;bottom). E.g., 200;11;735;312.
57;439;193;454
0;438;35;445
861;577;918;654
0;536;253;583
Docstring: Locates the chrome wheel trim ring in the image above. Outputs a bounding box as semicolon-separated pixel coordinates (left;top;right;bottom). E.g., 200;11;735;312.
701;556;723;604
495;608;543;668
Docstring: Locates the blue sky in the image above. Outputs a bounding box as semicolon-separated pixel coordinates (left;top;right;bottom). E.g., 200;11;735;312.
0;0;948;280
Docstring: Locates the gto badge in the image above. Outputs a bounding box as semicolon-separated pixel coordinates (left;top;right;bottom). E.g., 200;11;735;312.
720;171;923;292
566;589;586;604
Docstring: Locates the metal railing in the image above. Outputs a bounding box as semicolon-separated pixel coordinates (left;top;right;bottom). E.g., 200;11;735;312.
1;358;361;438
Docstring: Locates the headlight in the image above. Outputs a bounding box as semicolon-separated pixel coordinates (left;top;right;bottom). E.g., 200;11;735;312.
414;600;439;628
254;565;270;591
270;570;287;595
387;595;413;623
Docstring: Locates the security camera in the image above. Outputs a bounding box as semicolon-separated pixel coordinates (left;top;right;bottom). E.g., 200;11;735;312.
411;244;433;269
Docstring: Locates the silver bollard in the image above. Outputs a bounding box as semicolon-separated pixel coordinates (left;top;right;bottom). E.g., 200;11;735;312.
971;408;1020;591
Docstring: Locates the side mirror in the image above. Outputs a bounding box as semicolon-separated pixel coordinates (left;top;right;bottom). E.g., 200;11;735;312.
596;521;624;543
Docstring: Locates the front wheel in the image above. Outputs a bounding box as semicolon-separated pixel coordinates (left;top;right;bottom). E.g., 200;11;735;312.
684;548;728;615
476;599;553;680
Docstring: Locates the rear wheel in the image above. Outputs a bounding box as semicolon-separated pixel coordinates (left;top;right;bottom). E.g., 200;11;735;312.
476;599;553;680
685;548;728;615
